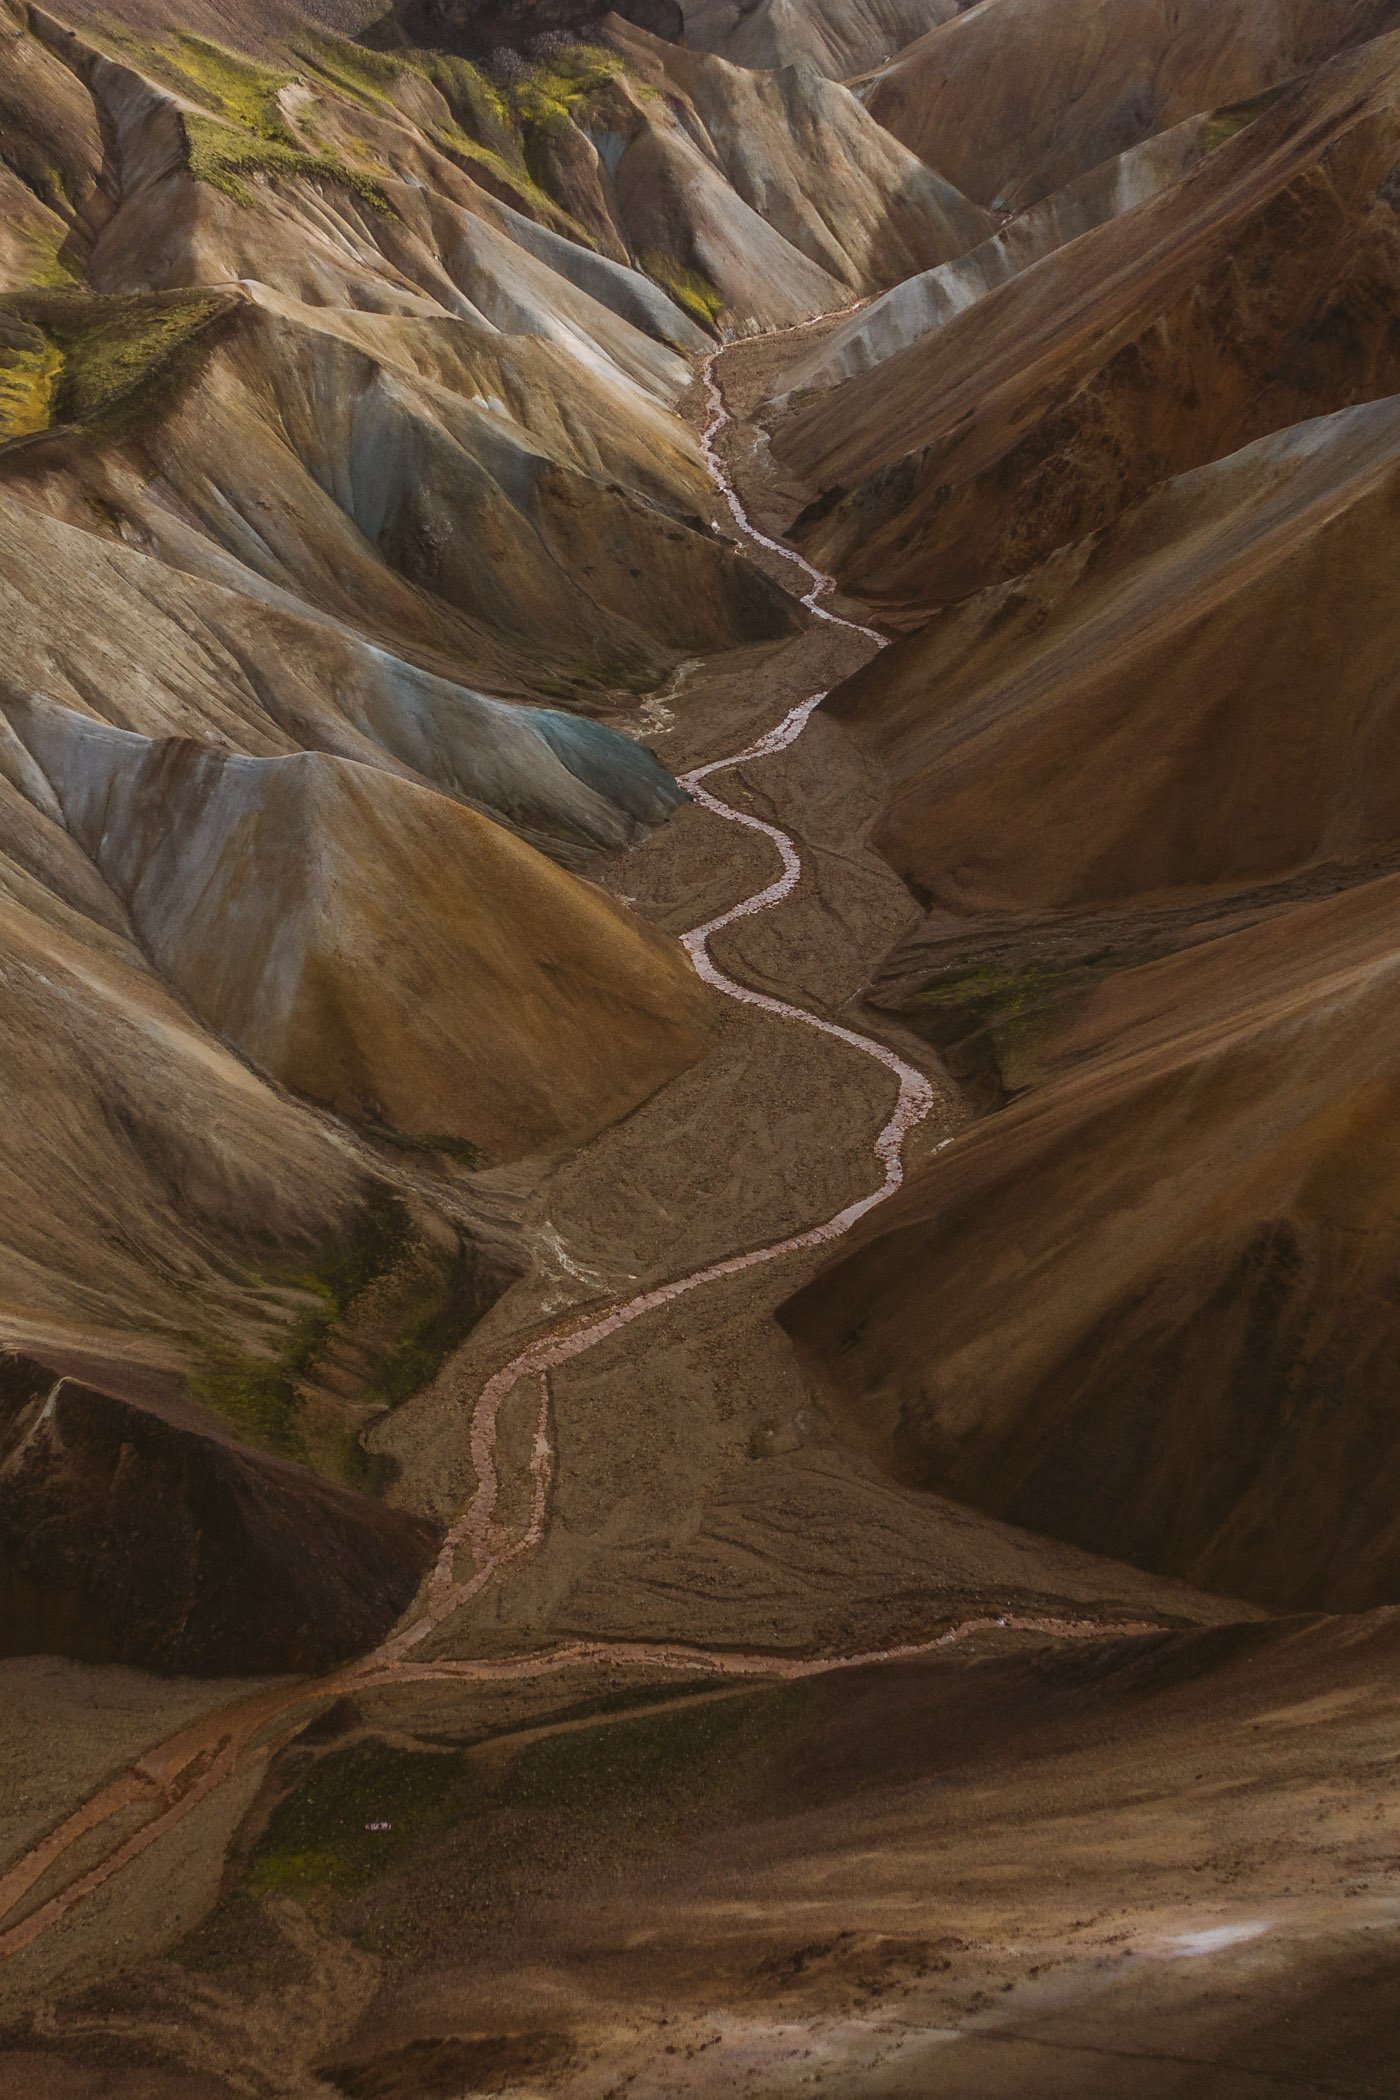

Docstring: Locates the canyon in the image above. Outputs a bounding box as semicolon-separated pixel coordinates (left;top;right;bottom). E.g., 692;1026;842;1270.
2;0;1400;2092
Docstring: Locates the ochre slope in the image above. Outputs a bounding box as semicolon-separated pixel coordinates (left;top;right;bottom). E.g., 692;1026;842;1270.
15;713;715;1161
0;469;700;865
0;788;518;1671
774;116;1219;399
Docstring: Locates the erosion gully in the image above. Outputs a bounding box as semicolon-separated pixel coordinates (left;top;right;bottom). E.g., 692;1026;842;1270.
0;341;1161;1966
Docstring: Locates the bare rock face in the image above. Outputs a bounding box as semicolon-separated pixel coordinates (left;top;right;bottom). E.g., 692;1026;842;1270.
0;1356;438;1673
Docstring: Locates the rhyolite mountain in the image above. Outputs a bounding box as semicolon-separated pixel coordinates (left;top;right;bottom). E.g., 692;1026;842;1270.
5;0;1400;2090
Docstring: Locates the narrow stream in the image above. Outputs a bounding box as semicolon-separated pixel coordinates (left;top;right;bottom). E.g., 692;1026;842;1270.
389;349;940;1655
0;347;1160;1965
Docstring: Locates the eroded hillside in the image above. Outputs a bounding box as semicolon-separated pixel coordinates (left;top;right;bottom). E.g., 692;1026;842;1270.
5;0;1400;2091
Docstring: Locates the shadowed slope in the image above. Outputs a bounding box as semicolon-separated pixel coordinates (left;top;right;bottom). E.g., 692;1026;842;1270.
0;1356;439;1673
774;33;1400;615
782;871;1400;1612
779;387;1400;1613
825;398;1400;911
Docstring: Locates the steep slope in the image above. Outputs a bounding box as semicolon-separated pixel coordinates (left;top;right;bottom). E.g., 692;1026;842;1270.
15;708;715;1161
783;870;1400;1613
824;398;1400;912
34;10;987;340
0;1356;439;1673
0;792;520;1670
864;0;1400;208
0;782;486;1399
0;0;776;1682
775;115;1219;397
773;33;1400;615
604;21;993;309
0;460;703;867
779;389;1400;1615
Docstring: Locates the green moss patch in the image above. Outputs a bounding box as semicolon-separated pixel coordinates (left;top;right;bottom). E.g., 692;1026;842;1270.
109;32;394;214
0;289;227;444
638;249;725;331
1203;86;1287;151
917;960;1107;1086
14;219;83;292
290;29;413;109
224;1683;814;1964
181;110;393;214
0;312;60;436
187;1190;414;1466
246;1738;474;1900
183;1184;504;1485
506;43;629;131
367;1240;480;1410
45;289;224;429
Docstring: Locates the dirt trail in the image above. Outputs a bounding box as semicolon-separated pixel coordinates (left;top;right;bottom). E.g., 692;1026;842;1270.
0;337;1168;1974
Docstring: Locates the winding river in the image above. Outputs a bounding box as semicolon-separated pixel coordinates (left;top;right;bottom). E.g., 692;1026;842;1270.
0;345;1157;1965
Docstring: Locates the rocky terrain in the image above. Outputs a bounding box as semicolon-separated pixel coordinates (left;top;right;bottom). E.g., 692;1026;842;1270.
2;0;1400;2092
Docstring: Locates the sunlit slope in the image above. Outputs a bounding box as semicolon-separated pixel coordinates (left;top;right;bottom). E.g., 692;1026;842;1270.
16;709;716;1159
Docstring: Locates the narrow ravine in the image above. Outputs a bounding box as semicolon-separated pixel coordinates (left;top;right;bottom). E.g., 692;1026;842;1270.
0;341;1163;1967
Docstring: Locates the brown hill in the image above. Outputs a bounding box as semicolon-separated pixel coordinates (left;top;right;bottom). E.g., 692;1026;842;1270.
771;31;1400;615
824;397;1400;913
864;0;1400;208
774;115;1219;399
0;1355;438;1673
782;382;1400;1617
782;866;1400;1614
0;0;784;1682
15;707;715;1161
